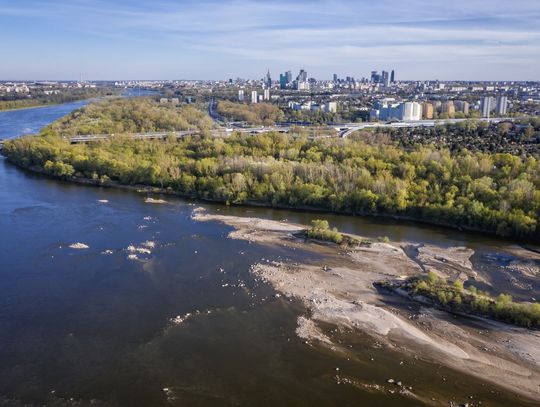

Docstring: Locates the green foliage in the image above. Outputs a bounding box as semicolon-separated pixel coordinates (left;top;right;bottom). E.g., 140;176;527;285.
3;98;540;241
306;219;343;244
408;275;540;329
217;101;284;125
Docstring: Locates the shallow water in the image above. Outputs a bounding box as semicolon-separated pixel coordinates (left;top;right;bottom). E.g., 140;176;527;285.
0;104;538;406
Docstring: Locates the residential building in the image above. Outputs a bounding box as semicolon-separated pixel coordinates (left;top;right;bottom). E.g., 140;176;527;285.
238;89;244;102
323;102;337;113
481;97;492;118
442;100;455;117
251;91;258;104
422;102;434;119
496;96;508;115
263;89;270;101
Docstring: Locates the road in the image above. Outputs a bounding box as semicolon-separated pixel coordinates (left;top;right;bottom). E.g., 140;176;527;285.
67;102;525;144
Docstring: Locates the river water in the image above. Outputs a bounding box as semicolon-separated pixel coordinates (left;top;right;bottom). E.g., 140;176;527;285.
0;103;538;406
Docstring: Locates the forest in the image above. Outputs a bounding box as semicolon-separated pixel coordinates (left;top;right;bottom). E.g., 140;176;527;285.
0;87;119;111
3;99;540;241
216;101;284;125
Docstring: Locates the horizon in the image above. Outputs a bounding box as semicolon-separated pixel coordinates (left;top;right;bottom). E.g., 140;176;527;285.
1;0;540;81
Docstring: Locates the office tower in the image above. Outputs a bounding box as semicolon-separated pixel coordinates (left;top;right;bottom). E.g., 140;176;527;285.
297;69;307;82
263;89;270;101
266;70;272;88
422;102;434;119
279;73;288;89
280;71;293;89
371;71;379;83
286;71;292;83
238;89;244;102
390;70;395;83
251;91;258;104
381;70;390;87
333;73;338;82
481;97;491;118
496;96;508;115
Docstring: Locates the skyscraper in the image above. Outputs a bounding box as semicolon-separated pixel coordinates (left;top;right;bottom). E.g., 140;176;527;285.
280;71;293;89
371;71;379;83
390;70;395;83
297;69;307;82
286;71;292;83
381;71;389;87
265;70;272;88
333;73;338;82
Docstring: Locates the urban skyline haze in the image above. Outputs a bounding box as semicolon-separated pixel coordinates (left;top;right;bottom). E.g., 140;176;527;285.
1;0;539;81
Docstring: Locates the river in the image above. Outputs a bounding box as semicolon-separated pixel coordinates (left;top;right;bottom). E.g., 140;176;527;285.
0;102;538;406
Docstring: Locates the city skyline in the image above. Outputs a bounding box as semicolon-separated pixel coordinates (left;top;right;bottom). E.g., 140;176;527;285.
1;0;540;81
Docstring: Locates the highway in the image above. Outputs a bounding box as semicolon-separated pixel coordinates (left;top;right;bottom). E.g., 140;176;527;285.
67;104;523;144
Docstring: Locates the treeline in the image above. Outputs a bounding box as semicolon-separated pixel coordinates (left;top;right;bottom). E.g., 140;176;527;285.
3;100;540;241
381;272;540;329
0;87;118;111
217;101;283;125
385;119;540;156
47;98;214;136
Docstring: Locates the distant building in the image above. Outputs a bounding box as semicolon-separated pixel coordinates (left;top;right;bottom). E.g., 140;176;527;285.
323;102;337;113
378;101;422;121
422;103;434;119
296;80;309;91
263;89;270;101
265;70;272;88
455;100;470;115
160;98;168;104
251;91;258;104
390;70;395;83
496;96;508;115
333;73;338;82
171;98;180;104
381;71;390;87
441;100;455;117
370;71;380;84
238;89;244;102
297;69;308;82
280;71;292;89
481;97;492;118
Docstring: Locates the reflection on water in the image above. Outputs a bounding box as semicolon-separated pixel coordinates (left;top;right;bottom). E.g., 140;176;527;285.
0;105;538;406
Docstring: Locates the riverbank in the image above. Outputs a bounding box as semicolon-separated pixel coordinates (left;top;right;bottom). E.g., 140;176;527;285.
3;151;540;249
193;209;540;402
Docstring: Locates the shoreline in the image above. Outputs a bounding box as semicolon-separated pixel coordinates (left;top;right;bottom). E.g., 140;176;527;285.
193;210;540;402
2;156;539;247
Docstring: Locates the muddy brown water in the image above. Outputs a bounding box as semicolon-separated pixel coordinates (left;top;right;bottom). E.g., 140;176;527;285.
0;104;538;406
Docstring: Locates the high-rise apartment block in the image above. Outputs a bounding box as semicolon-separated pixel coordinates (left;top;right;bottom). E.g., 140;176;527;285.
496;96;508;115
422;102;434;119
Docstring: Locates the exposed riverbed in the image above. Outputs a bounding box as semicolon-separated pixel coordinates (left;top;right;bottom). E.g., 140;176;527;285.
1;104;539;406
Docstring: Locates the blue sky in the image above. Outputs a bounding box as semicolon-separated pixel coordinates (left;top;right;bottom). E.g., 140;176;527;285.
1;0;539;80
